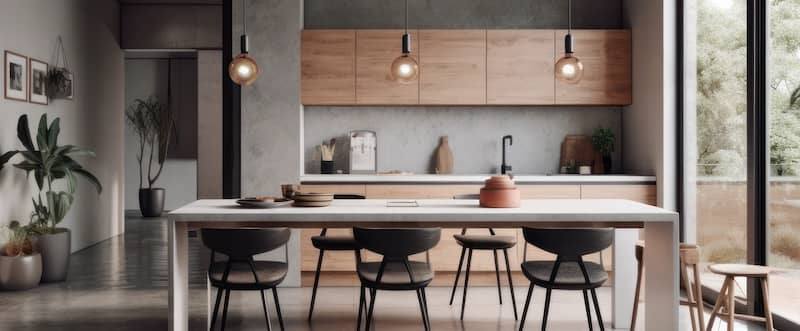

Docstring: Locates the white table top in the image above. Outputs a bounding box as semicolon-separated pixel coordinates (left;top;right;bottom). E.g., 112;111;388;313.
168;199;677;225
300;174;657;184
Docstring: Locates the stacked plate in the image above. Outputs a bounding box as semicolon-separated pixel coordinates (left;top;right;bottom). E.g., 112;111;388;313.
236;197;292;209
292;192;334;207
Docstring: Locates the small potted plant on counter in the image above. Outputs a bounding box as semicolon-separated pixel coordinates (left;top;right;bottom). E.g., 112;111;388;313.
126;96;176;217
0;221;42;291
0;114;102;282
592;127;616;174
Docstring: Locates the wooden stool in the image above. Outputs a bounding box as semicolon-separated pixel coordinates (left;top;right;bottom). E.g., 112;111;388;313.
631;242;705;331
706;264;773;331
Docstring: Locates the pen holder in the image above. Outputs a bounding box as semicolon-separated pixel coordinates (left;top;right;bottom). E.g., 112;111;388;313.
320;160;334;174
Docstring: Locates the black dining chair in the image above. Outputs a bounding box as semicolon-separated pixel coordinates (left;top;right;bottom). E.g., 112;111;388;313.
201;228;291;331
518;228;613;331
307;194;366;321
449;194;518;320
353;227;441;331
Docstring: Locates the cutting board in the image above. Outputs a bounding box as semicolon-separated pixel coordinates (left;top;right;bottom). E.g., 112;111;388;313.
560;135;603;173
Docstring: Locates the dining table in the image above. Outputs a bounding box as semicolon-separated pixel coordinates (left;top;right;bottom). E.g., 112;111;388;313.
168;198;679;331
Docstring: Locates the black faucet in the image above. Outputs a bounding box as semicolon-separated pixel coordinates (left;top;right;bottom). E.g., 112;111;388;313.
501;135;513;175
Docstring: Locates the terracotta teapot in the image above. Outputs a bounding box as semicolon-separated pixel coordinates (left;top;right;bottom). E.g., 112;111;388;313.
479;175;520;208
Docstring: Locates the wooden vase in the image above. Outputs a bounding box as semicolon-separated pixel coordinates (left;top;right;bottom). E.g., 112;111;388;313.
435;136;454;174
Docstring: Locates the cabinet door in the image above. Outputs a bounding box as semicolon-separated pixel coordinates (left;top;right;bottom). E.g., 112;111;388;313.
554;30;632;105
301;30;356;105
580;184;657;205
487;30;555;105
356;30;419;105
419;30;486;105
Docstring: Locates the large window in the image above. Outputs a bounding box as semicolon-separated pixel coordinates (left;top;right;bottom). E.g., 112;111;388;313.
683;0;800;325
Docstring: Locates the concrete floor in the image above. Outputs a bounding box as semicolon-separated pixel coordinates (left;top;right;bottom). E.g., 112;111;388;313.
0;218;767;330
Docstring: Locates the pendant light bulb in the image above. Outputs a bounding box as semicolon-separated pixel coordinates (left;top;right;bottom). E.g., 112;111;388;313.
555;0;583;84
229;0;259;86
391;0;418;84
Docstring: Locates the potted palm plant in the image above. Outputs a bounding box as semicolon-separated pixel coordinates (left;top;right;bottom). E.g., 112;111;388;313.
0;221;41;291
125;96;175;217
0;114;102;282
591;127;616;174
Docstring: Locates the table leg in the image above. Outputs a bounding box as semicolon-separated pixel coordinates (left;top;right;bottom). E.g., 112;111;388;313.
612;229;638;329
644;221;679;331
169;221;189;331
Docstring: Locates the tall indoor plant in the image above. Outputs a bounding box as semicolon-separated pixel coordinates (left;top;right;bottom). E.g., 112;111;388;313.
126;96;175;217
0;221;41;290
592;127;616;174
0;114;102;282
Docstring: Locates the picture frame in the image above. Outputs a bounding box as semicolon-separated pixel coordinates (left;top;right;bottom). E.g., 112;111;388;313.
4;50;28;102
28;58;48;105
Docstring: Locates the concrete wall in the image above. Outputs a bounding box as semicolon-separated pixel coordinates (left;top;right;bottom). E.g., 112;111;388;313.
304;106;622;174
622;0;677;209
0;0;125;252
124;58;198;211
234;0;303;287
303;0;627;175
121;4;222;49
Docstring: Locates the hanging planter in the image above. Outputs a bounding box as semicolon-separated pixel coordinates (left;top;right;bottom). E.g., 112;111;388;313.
46;36;74;100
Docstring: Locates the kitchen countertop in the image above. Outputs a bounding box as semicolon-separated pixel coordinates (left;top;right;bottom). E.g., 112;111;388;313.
300;174;656;184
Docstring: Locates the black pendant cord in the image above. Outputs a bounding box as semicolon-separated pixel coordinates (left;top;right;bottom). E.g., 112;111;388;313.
565;0;574;54
568;0;572;34
401;0;411;54
240;0;248;53
404;0;408;35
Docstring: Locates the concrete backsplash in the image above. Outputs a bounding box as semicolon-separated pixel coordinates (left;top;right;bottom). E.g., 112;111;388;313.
304;106;622;175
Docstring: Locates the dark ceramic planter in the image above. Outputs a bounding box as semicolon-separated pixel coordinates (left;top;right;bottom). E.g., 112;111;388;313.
36;229;70;283
139;188;165;217
602;155;612;174
0;252;42;290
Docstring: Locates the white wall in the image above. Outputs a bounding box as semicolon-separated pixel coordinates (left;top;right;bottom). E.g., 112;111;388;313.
0;0;124;252
124;59;197;211
622;0;677;210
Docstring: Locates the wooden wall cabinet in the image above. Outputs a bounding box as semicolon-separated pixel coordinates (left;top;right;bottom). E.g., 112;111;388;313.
419;30;487;105
301;30;356;105
486;30;555;105
554;30;632;105
356;30;420;104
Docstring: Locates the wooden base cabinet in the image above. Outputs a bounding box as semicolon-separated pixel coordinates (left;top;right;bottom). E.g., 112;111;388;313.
298;183;655;280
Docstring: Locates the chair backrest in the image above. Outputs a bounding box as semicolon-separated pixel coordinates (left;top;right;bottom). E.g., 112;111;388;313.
522;228;612;261
201;228;290;259
353;227;441;259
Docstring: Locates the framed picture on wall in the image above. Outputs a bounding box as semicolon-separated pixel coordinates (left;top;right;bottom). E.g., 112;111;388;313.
4;50;28;102
29;58;48;105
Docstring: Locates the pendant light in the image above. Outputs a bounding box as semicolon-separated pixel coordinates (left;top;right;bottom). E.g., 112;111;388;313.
554;0;583;84
390;0;419;84
228;0;259;86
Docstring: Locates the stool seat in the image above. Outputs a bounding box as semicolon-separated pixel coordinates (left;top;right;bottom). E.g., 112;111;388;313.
709;264;770;277
453;234;517;249
311;235;359;250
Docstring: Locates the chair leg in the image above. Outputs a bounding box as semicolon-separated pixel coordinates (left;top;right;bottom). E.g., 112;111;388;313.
365;289;377;331
680;261;698;331
260;290;273;331
422;288;431;330
693;264;706;331
210;287;223;331
308;249;325;321
630;255;644;331
272;288;285;331
590;288;605;331
583;290;594;331
449;247;467;305
356;286;365;331
220;289;231;331
460;248;473;320
493;249;503;305
706;277;731;331
542;288;552;331
761;278;773;331
519;283;534;331
503;249;518;320
726;278;735;331
416;290;430;331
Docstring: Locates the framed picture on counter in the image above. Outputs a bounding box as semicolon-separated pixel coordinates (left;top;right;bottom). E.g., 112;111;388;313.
29;58;48;105
4;50;28;102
